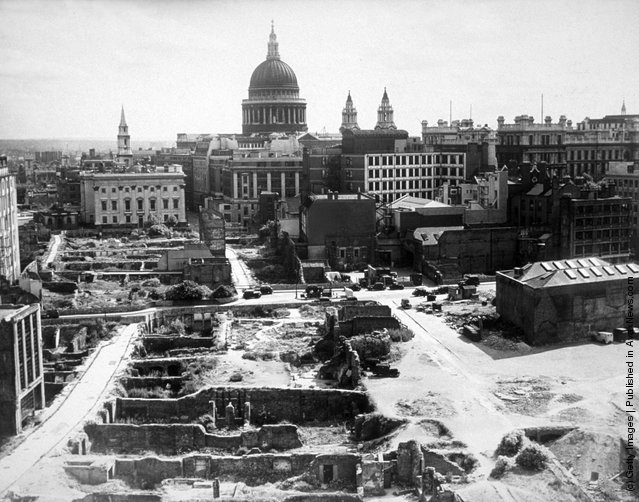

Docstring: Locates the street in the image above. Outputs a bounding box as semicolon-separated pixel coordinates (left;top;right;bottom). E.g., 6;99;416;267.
0;324;137;497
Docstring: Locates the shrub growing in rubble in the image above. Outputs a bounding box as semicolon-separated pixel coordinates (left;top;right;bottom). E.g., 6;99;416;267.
495;429;527;457
148;223;171;238
490;455;514;478
515;443;550;471
388;327;415;342
165;281;211;301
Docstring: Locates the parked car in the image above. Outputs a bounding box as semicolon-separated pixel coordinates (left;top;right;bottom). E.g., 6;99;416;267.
44;309;60;319
463;275;480;286
305;285;322;298
259;285;273;295
349;283;362;292
592;331;613;344
243;289;262;300
412;287;429;297
388;282;404;290
368;282;385;291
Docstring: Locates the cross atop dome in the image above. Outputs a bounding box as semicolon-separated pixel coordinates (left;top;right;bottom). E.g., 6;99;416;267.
267;20;280;60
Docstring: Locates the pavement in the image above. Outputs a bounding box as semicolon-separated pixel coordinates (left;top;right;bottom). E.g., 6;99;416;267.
0;323;137;497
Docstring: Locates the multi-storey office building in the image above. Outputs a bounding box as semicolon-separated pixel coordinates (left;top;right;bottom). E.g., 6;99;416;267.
340;128;465;203
218;155;303;227
565;112;639;178
79;165;187;228
422;118;497;178
0;304;45;436
605;162;639;252
496;114;572;168
343;151;466;203
559;192;632;263
0;161;21;284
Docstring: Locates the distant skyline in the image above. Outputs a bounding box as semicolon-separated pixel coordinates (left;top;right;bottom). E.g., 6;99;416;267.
1;0;638;140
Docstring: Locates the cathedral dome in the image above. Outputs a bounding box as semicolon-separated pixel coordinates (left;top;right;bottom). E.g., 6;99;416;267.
249;59;298;90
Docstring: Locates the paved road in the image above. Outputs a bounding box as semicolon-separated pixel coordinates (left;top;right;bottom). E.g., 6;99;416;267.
226;246;256;290
0;324;137;497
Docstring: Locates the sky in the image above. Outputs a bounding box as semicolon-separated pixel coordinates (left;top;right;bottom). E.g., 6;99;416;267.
1;0;638;141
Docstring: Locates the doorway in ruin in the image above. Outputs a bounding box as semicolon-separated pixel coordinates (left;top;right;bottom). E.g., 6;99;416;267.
322;464;335;483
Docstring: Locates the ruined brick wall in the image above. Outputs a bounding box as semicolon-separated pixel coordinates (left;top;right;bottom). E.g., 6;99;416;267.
308;453;361;488
437;227;518;274
114;453;318;488
351;316;400;336
85;423;302;455
116;387;373;424
339;305;391;321
85;423;239;454
114;456;183;489
141;336;214;354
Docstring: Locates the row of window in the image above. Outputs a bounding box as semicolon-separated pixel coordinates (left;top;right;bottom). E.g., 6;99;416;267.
568;149;624;161
16;314;40;391
101;213;180;224
574;242;629;256
575;229;629;240
337;247;367;260
369;179;437;191
100;199;180;212
615;179;639;188
100;185;180;194
366;154;464;167
367;167;462;179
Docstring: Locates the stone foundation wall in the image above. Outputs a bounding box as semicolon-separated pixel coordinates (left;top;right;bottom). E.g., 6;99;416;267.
114;453;318;488
141;336;214;354
85;423;302;455
339;305;391;321
340;316;400;337
116;387;373;424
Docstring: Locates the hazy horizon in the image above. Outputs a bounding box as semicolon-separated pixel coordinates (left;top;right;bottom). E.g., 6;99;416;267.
2;0;638;139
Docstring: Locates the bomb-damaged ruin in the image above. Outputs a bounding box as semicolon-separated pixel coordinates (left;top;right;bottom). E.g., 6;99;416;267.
58;302;479;500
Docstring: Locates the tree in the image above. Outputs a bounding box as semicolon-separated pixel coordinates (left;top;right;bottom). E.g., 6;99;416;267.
165;281;210;301
148;223;171;237
166;215;178;227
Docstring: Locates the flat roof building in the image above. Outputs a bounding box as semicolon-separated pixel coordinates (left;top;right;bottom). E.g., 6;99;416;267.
496;258;636;345
0;303;45;436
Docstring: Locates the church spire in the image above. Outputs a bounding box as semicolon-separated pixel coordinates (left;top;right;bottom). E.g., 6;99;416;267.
375;87;396;130
267;20;280;60
622;99;627;116
119;105;127;128
340;91;359;133
117;106;132;166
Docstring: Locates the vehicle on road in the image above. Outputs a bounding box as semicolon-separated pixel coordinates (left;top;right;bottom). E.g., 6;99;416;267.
44;309;60;319
412;287;429;297
388;282;404;290
463;274;480;286
305;285;322;299
400;299;411;309
592;331;613;344
243;289;262;300
259;285;273;295
349;283;362;291
368;282;385;291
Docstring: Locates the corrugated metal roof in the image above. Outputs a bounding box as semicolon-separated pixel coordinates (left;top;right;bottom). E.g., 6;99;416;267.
501;257;636;288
